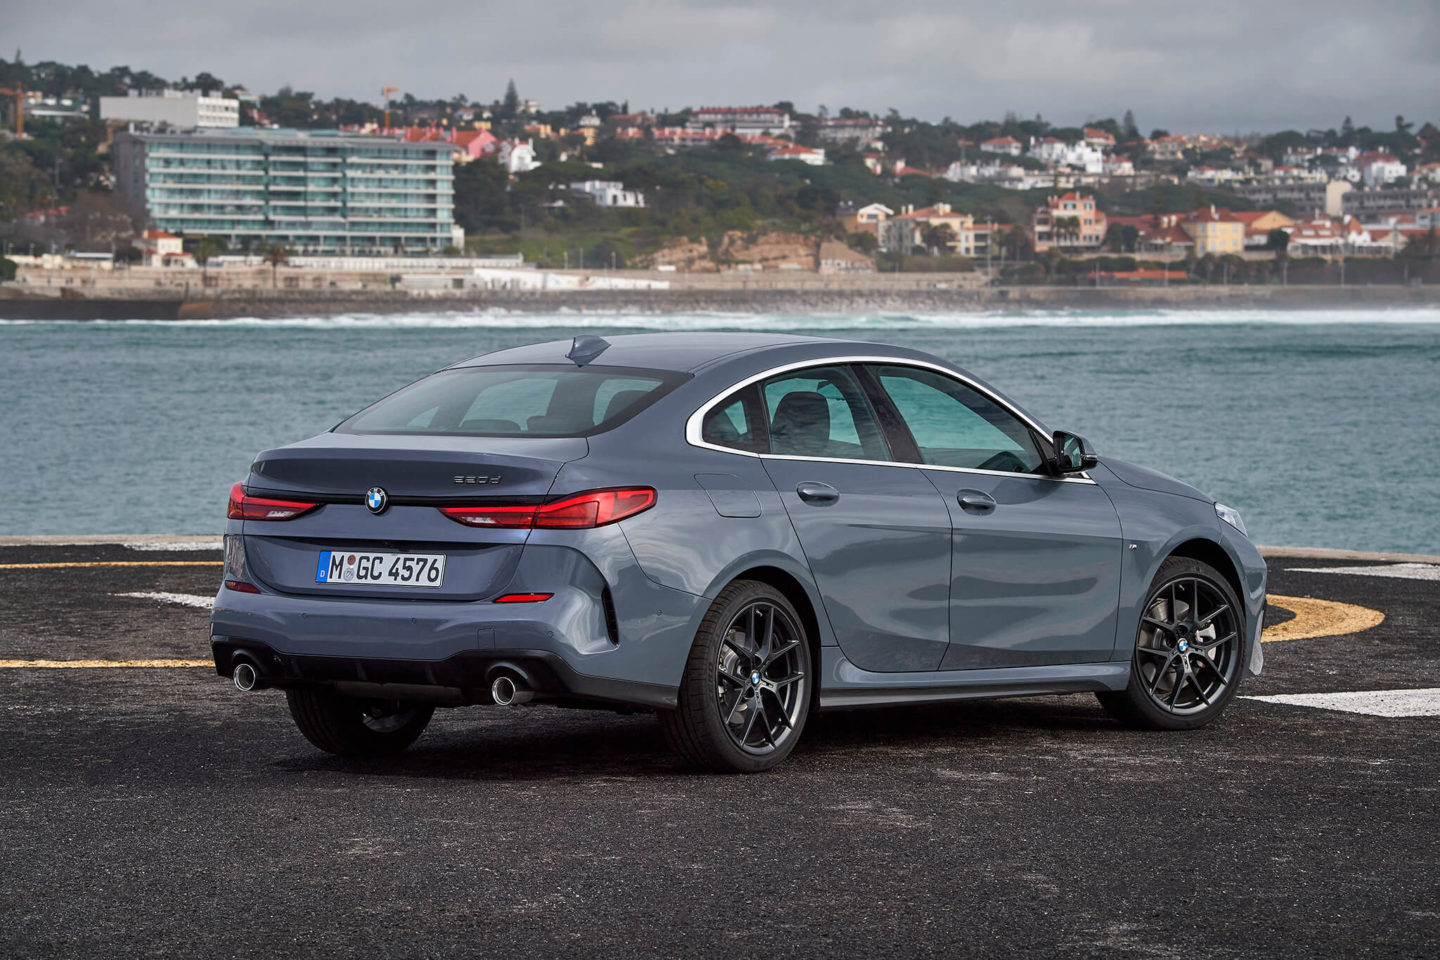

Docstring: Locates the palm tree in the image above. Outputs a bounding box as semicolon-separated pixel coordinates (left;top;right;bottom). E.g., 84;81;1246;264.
194;236;222;284
921;223;956;255
260;243;292;288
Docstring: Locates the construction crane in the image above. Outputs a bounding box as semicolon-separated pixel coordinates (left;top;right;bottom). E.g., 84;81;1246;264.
0;81;41;137
381;86;399;131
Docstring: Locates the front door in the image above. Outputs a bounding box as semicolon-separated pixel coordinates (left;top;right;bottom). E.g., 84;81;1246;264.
862;363;1124;670
756;364;952;673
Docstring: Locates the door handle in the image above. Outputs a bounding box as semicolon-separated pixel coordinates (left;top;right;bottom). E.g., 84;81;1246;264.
957;490;997;512
795;481;839;505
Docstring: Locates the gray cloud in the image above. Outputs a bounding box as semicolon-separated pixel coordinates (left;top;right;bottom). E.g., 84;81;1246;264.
12;0;1438;132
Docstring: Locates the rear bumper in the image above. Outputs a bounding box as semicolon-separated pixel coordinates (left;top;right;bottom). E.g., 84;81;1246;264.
210;637;674;708
210;566;703;709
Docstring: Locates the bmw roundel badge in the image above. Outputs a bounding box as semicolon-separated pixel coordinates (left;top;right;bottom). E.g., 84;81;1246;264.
365;486;389;515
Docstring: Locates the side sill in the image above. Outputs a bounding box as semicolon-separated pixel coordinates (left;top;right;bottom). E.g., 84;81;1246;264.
817;656;1131;711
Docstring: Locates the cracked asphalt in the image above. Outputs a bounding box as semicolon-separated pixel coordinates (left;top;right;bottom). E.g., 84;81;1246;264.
1;542;1437;959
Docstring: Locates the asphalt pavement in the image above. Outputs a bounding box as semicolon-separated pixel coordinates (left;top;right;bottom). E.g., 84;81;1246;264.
1;540;1437;959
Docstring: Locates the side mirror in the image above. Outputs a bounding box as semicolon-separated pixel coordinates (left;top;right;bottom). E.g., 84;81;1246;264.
1052;431;1098;474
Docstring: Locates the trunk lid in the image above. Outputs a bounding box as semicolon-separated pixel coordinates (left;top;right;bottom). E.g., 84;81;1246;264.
239;432;587;600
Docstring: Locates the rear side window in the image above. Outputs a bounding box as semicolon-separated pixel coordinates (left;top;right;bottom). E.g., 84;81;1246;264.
337;365;687;437
761;365;889;461
699;388;767;453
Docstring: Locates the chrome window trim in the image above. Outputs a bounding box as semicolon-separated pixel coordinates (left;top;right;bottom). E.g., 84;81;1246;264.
684;355;1096;485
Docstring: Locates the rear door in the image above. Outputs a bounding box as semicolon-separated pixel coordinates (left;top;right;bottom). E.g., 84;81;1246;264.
861;363;1123;670
754;364;952;673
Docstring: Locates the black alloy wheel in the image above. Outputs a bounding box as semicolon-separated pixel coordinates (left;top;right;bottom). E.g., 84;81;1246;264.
714;598;809;755
1099;557;1245;730
662;581;813;773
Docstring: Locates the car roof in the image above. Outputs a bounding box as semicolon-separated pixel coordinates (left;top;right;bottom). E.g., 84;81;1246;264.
452;332;846;373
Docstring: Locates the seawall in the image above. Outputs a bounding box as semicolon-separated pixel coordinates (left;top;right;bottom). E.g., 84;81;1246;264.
2;283;1439;320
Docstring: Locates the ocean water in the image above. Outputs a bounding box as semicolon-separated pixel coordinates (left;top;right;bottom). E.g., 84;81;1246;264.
2;308;1438;554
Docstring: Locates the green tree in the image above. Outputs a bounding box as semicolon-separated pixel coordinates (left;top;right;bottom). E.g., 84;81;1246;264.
845;231;879;254
920;222;956;253
1121;109;1139;141
453;157;511;233
500;79;520;119
0;256;16;282
1266;228;1290;254
999;225;1032;261
194;236;223;280
260;243;291;288
113;245;142;266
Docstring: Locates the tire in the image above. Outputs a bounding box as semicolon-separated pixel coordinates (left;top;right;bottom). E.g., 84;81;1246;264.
285;687;434;757
1099;557;1246;730
660;580;813;773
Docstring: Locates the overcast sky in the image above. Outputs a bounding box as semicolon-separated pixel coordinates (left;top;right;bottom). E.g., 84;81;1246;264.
12;0;1438;133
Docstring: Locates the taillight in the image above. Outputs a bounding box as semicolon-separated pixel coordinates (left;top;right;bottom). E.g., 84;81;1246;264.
441;487;656;529
227;482;319;521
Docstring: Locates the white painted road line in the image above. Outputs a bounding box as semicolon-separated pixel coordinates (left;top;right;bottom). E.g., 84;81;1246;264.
116;591;215;609
123;539;224;552
1245;688;1440;718
1287;563;1440;581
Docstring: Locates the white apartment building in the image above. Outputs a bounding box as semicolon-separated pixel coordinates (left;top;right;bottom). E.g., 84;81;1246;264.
1030;137;1105;173
686;106;792;136
570;180;646;207
100;89;240;129
499;139;540;174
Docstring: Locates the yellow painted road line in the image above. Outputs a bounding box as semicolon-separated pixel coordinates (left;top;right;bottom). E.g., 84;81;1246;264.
0;658;212;668
0;561;222;570
1264;594;1385;643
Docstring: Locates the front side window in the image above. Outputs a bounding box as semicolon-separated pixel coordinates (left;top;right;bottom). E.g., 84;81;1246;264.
761;365;889;460
871;365;1045;473
337;365;685;437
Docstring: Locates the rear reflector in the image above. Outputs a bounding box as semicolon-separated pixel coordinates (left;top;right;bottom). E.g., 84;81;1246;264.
227;482;319;521
441;487;656;529
224;579;261;594
493;593;553;603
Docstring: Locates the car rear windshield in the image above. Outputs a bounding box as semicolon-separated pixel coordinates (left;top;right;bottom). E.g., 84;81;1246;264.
336;364;689;437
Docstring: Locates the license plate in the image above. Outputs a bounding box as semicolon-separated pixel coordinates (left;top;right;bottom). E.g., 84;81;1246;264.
314;550;446;588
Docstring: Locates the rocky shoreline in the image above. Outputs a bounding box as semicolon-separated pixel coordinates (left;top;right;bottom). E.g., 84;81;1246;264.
2;282;1438;320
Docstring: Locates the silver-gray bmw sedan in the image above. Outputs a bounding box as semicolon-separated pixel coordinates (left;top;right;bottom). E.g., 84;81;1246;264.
212;333;1265;772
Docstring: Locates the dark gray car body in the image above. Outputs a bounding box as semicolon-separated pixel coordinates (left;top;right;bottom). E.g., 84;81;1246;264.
211;333;1266;710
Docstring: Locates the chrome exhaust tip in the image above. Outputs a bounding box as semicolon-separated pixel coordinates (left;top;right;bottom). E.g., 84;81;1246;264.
232;661;260;692
490;674;532;706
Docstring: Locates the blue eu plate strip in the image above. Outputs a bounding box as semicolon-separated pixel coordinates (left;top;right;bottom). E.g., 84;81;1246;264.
315;551;332;583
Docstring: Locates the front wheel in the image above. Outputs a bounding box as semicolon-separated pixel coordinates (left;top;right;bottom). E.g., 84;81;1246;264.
285;688;434;757
660;581;813;773
1098;557;1245;730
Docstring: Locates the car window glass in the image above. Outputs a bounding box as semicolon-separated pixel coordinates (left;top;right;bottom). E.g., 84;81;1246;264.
337;365;681;437
701;393;764;452
460;377;557;429
873;365;1044;472
762;365;888;460
593;377;663;423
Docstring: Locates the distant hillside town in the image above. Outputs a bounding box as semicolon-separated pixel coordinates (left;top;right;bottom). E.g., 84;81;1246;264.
3;53;1439;289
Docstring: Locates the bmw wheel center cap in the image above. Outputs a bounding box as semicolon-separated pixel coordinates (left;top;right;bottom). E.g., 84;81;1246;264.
365;486;389;515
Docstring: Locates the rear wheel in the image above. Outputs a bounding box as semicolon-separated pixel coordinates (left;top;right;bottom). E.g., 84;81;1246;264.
285;688;434;757
661;581;812;773
1099;557;1245;730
